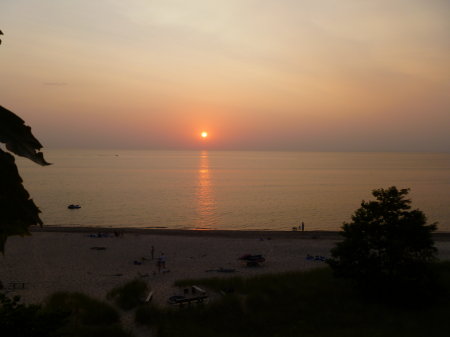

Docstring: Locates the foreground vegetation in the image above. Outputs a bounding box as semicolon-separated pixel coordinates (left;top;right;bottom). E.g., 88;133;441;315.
0;292;133;337
136;263;450;337
329;187;438;293
2;263;450;336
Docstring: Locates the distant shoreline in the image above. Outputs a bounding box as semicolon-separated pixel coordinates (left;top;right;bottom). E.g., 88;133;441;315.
30;225;450;241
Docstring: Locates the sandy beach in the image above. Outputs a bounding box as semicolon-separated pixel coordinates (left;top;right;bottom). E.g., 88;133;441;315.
2;227;450;307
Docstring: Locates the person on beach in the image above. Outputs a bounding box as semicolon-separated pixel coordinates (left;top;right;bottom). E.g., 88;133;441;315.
157;252;166;272
301;222;305;232
157;256;161;272
160;253;166;269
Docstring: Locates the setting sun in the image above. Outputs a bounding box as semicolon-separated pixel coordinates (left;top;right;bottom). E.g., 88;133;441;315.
201;131;208;139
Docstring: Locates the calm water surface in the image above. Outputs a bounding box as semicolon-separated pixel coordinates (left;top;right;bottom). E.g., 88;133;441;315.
17;150;450;232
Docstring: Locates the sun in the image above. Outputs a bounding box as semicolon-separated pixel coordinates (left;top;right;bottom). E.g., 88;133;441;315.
201;131;208;139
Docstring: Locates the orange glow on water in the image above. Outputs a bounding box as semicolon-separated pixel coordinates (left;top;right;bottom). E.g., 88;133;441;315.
195;151;217;229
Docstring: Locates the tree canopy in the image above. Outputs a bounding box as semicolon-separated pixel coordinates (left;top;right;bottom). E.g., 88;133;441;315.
0;31;50;252
0;106;51;252
328;186;437;293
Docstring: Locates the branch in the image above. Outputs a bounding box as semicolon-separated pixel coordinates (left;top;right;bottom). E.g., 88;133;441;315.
0;106;51;166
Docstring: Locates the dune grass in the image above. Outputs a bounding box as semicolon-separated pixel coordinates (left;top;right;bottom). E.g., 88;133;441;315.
137;262;450;337
107;279;149;311
45;292;133;337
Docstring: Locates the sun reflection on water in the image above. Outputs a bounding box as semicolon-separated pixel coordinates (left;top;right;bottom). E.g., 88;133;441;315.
195;151;218;229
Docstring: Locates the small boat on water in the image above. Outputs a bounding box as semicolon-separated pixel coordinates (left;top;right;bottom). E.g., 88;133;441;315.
67;204;81;209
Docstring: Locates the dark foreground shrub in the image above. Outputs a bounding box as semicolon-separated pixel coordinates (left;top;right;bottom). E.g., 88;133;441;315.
140;265;450;337
46;292;119;325
328;186;438;298
107;279;149;311
45;292;132;337
0;293;67;337
135;304;162;326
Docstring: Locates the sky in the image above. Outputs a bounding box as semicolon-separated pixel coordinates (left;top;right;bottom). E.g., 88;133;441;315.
1;0;449;151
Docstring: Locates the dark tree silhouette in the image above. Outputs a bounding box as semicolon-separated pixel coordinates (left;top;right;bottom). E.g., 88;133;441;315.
328;186;437;292
0;106;50;252
1;31;50;252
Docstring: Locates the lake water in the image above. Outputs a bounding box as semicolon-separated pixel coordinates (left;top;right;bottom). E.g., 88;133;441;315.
16;150;450;232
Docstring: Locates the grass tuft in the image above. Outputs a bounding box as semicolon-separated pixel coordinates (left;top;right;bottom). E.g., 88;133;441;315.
107;279;149;311
45;291;133;336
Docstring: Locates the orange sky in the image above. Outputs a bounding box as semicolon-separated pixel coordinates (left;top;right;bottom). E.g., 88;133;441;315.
1;0;449;151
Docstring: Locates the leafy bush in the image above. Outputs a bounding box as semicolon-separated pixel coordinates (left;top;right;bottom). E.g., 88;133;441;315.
46;292;119;325
45;292;132;336
107;279;149;311
1;291;134;337
0;106;51;252
328;186;438;296
135;304;162;326
0;293;67;337
1;32;50;253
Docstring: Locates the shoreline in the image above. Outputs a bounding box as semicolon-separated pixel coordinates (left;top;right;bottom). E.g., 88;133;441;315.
30;225;450;241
